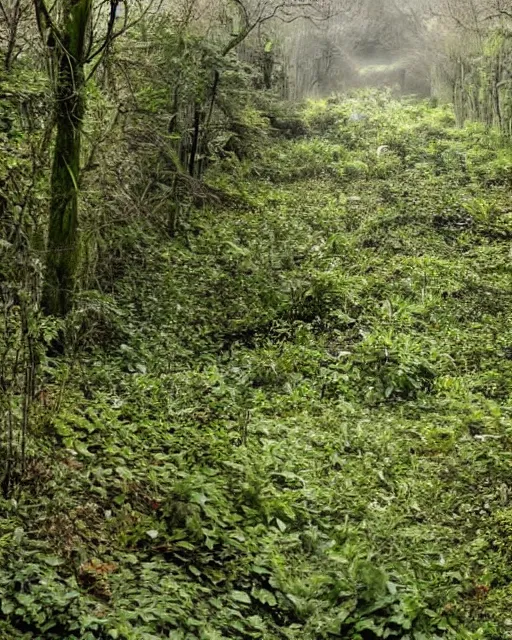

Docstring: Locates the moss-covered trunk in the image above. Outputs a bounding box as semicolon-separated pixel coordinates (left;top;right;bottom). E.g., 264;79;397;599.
42;0;91;317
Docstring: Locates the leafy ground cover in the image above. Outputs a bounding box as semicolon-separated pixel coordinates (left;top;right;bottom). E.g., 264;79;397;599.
3;91;512;639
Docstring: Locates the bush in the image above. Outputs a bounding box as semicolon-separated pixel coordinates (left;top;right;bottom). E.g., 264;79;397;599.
351;332;438;402
252;139;347;182
342;160;369;180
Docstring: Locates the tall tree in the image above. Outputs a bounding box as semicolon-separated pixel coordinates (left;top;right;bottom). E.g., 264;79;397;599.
35;0;152;317
37;0;92;317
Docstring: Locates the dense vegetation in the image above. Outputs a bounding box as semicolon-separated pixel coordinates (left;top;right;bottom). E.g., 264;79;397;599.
3;90;512;638
6;0;512;637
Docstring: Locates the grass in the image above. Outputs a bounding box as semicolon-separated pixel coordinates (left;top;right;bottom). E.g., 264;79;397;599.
2;90;512;639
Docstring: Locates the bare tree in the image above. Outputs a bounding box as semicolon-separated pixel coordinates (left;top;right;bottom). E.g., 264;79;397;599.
0;0;31;70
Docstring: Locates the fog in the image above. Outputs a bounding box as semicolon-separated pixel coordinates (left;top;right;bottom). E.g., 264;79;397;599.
273;0;433;99
245;0;510;101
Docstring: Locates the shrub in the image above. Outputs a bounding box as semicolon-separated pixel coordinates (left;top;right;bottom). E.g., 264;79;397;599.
351;332;438;402
342;160;369;180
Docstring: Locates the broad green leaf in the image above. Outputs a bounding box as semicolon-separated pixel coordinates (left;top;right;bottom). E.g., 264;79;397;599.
275;518;287;532
254;588;277;607
1;600;14;615
230;590;251;604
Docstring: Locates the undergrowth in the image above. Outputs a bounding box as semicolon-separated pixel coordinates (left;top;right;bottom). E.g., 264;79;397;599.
2;91;512;639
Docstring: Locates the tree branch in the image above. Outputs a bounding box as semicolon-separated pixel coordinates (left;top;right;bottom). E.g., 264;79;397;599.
85;0;120;63
32;0;61;43
85;0;163;80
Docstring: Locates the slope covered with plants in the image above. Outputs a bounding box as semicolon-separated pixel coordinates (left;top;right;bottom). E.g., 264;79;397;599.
2;92;512;639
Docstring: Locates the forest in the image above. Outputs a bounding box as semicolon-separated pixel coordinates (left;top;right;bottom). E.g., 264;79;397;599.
3;0;512;637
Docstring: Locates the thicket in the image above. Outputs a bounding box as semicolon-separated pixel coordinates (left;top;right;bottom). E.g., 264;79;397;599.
436;2;512;134
2;77;512;637
0;0;320;495
4;0;512;637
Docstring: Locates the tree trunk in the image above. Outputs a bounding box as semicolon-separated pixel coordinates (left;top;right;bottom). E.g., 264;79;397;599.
188;104;201;177
42;0;91;317
263;49;274;90
4;0;22;72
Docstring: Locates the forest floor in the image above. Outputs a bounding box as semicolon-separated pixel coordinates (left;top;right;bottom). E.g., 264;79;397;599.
3;93;512;639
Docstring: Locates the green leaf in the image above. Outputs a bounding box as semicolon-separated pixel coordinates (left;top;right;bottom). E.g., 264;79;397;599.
275;518;287;532
125;553;139;564
16;594;33;606
230;590;251;604
251;564;270;575
1;600;14;615
63;157;79;192
74;440;92;456
190;491;208;507
223;240;250;256
253;588;277;607
247;615;265;629
387;581;398;595
13;527;24;544
43;555;65;566
115;466;133;480
55;421;73;437
175;541;195;550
